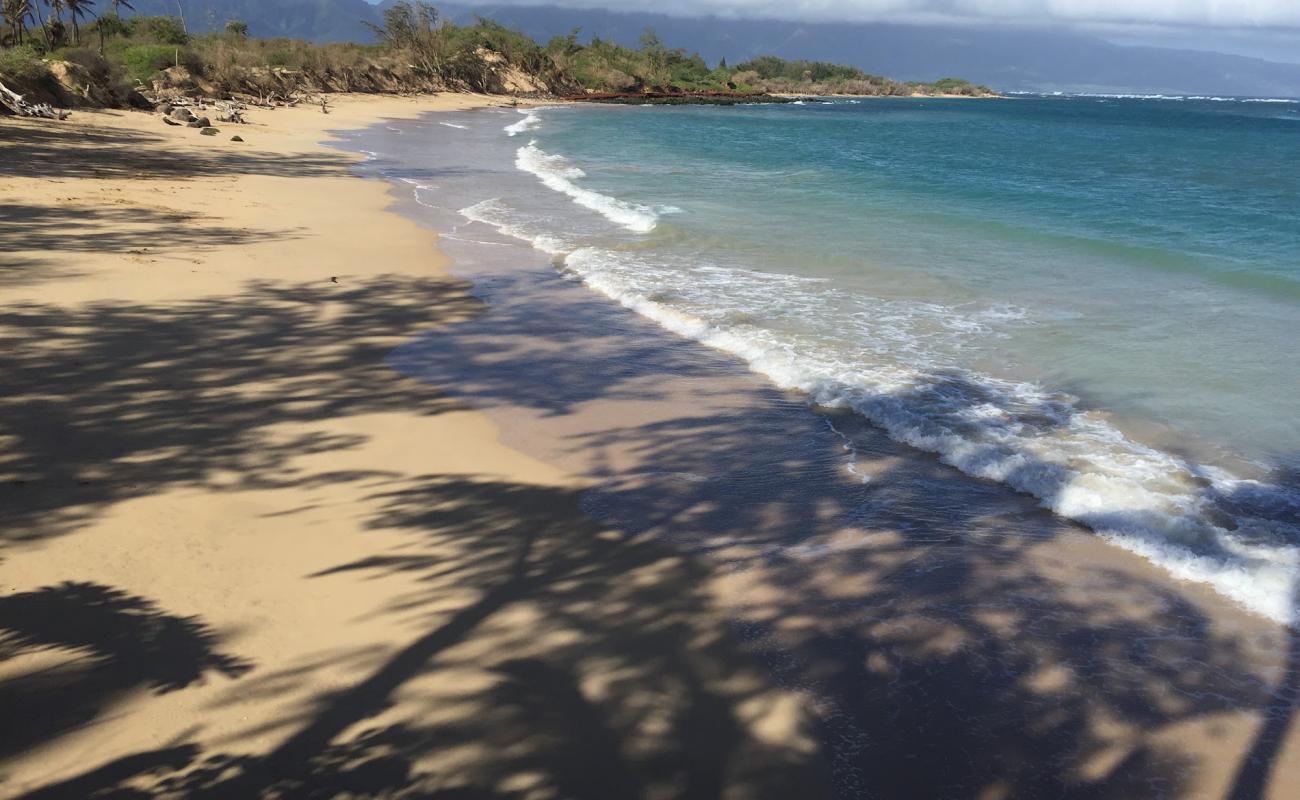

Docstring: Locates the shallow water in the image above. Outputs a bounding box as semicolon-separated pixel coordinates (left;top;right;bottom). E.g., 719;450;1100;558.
335;95;1300;624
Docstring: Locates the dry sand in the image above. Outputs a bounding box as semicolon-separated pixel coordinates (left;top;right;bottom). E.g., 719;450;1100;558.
0;96;825;798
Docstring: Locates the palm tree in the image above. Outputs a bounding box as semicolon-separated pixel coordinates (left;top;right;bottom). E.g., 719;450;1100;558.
2;0;34;44
41;0;65;47
109;0;130;12
62;0;92;44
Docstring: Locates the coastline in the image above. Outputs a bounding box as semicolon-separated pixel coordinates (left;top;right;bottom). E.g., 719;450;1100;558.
2;95;1297;799
354;104;1300;797
0;96;828;796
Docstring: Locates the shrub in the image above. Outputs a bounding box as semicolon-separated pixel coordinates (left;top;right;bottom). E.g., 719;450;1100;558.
92;12;130;40
932;77;971;92
127;15;189;46
0;43;48;81
119;43;182;83
54;47;115;82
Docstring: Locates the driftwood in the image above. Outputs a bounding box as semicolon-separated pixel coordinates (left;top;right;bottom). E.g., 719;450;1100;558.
152;96;249;127
214;100;247;124
0;80;70;120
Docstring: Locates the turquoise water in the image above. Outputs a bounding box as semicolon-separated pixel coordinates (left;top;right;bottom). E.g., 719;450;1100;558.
350;96;1300;622
529;97;1300;470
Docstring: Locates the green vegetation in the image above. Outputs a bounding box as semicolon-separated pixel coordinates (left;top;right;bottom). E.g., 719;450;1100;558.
930;77;979;93
0;1;995;108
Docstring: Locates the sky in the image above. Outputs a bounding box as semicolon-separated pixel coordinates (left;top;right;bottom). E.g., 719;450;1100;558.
426;1;1300;63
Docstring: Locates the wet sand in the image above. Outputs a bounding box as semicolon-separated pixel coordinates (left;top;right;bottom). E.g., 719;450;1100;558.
376;111;1300;799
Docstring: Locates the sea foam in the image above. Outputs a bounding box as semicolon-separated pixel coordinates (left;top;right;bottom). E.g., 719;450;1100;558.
515;142;663;233
556;248;1300;623
447;100;1300;624
457;190;1300;624
505;108;544;136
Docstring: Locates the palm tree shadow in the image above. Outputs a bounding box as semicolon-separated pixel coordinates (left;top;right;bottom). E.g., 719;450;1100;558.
0;275;482;554
0;582;250;762
382;252;1298;798
10;477;833;799
1225;464;1300;800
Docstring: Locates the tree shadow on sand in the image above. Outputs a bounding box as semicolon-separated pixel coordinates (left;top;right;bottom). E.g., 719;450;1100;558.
0;118;349;182
386;264;1300;798
0;203;295;287
1224;465;1300;800
567;397;1295;798
0;582;250;762
4;258;1299;798
0;275;481;552
13;477;833;799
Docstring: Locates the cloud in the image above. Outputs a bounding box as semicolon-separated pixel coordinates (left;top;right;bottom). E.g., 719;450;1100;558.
446;0;1300;28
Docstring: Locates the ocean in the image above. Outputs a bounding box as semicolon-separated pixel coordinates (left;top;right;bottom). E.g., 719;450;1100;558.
344;95;1300;624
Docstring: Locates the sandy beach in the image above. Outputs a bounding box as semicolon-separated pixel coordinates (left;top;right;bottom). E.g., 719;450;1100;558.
2;95;1298;799
0;97;827;797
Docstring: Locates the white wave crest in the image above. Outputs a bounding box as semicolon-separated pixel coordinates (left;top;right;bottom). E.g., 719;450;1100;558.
553;246;1300;624
504;108;543;136
449;190;1300;624
438;121;469;130
515;143;662;233
458;198;569;255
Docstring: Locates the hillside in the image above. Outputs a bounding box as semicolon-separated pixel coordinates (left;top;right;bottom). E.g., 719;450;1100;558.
21;2;1300;95
422;5;1300;97
0;7;992;113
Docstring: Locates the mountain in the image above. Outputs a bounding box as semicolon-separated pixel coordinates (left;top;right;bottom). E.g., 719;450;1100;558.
422;4;1300;97
122;1;1300;97
126;0;380;42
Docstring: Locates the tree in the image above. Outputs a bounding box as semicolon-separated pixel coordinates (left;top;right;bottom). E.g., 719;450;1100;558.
365;1;443;77
62;0;93;44
637;26;662;52
41;0;69;47
108;0;129;14
2;0;33;44
225;19;247;38
93;9;127;38
543;26;581;75
638;26;668;87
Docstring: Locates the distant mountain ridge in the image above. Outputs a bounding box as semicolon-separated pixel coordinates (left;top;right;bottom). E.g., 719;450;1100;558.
126;1;1300;97
127;0;379;42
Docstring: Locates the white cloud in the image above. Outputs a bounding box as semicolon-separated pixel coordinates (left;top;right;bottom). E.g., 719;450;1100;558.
446;0;1300;28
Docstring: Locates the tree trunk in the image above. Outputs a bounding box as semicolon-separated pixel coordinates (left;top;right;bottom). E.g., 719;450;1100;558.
33;1;46;45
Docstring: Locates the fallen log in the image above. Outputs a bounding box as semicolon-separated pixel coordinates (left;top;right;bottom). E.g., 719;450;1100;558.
0;79;70;119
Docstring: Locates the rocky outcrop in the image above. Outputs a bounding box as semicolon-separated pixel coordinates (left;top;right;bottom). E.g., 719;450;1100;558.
571;90;794;106
45;60;154;110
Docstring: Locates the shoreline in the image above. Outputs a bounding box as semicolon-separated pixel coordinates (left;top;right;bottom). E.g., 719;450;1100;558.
352;103;1300;797
392;101;1297;628
2;95;1297;798
1;95;830;796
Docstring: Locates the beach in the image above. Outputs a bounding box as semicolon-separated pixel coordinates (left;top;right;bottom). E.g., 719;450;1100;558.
0;96;826;797
1;95;1298;799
